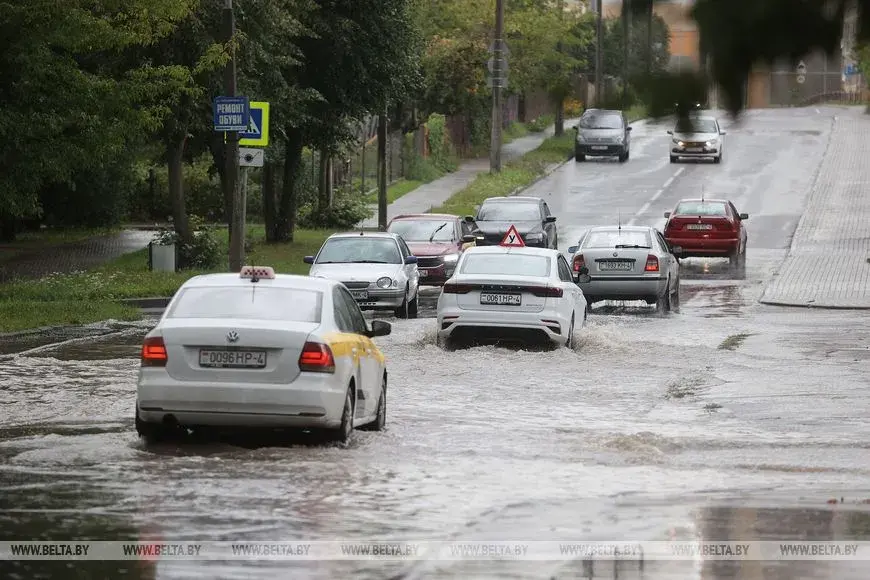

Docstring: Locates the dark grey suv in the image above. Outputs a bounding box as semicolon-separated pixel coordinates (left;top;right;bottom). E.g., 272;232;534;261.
573;109;632;163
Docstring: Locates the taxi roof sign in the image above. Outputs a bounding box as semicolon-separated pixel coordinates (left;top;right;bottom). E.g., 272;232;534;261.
499;225;525;247
240;265;275;280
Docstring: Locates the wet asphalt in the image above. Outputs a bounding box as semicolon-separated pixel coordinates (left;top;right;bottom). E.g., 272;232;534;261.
1;108;869;579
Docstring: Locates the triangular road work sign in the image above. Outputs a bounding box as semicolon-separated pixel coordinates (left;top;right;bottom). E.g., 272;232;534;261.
500;225;525;247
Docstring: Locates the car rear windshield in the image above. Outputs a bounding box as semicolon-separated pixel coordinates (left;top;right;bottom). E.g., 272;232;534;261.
675;202;727;216
579;112;623;129
585;230;651;248
316;237;402;264
476;202;540;221
388;219;455;242
460;253;551;277
167;286;322;322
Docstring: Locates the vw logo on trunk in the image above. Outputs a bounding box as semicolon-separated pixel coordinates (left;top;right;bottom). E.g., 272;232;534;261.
226;331;239;343
613;252;618;257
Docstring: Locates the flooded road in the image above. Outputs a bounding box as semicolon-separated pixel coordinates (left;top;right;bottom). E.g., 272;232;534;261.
2;108;870;580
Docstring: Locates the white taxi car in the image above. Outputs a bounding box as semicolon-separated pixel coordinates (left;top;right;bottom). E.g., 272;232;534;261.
436;246;588;349
135;266;391;445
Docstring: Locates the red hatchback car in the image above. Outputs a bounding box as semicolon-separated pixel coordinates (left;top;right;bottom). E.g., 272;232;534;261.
663;198;749;267
386;214;477;286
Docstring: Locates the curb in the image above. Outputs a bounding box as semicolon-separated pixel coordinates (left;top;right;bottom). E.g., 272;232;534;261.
758;299;870;310
120;297;172;309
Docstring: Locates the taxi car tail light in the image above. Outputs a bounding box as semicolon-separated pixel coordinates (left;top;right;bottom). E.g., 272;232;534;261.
528;286;563;298
644;255;659;272
572;254;585;272
141;336;168;367
298;341;335;373
442;283;474;294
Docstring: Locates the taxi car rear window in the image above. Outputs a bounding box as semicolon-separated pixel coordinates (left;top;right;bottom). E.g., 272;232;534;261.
167;286;322;322
675;202;726;216
460;254;551;277
585;230;651;248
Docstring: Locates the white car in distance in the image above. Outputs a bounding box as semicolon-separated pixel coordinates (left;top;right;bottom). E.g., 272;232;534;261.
136;266;392;445
436;246;588;349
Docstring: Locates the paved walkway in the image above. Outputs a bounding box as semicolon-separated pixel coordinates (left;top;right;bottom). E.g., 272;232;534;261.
760;109;870;308
358;118;581;227
0;230;154;283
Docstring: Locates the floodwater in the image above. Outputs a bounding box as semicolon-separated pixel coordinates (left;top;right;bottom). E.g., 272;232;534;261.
2;108;870;579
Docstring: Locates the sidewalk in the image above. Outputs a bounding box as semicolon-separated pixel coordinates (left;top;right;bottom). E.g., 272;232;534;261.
760;110;870;308
358;118;581;227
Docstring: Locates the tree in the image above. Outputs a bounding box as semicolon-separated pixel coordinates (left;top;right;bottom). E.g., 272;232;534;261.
601;14;671;84
267;0;422;243
0;0;197;240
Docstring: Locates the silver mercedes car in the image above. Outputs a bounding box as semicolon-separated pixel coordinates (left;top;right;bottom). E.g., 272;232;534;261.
568;225;681;312
668;115;726;163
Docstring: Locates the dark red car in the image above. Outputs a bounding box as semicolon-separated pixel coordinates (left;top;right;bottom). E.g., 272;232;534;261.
386;213;477;286
663;198;749;267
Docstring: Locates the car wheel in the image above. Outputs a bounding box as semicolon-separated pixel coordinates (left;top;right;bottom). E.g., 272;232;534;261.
670;155;678;163
407;293;419;319
394;289;410;318
655;281;671;314
729;249;741;268
575;152;586;162
566;314;575;349
359;375;386;432
585;299;595;313
135;407;178;444
332;386;355;444
670;279;681;312
713;154;721;164
618;151;628;163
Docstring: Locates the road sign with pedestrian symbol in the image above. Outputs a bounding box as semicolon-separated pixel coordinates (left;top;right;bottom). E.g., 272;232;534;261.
239;102;270;147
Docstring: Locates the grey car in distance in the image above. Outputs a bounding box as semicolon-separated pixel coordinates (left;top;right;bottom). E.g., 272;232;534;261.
668;115;726;163
568;226;681;313
574;109;632;163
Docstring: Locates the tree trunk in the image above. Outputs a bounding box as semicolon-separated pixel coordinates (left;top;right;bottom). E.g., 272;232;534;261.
262;161;279;243
377;113;388;230
317;150;332;213
414;121;426;157
554;97;565;136
276;128;304;242
166;134;191;245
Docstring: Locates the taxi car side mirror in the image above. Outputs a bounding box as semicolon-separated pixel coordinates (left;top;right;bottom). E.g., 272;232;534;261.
367;320;391;338
464;215;475;223
545;216;556;223
461;234;476;243
663;211;671;218
720;130;727;135
739;213;749;220
404;255;418;264
666;130;673;135
626;126;633;131
567;245;578;254
303;256;314;264
671;246;683;257
573;266;591;284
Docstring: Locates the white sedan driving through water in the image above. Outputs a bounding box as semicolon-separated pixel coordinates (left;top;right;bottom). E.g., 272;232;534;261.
135;266;392;444
436;245;588;349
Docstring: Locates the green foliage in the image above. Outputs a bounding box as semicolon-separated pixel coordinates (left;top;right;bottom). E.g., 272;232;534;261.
0;300;140;333
526;114;555;132
503;122;530;141
151;215;222;269
597;14;671;81
425;113;459;172
298;187;370;229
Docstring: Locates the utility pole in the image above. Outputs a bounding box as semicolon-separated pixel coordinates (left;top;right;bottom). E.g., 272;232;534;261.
646;0;653;74
223;0;243;271
622;0;630;107
595;0;603;106
490;0;505;173
377;110;387;230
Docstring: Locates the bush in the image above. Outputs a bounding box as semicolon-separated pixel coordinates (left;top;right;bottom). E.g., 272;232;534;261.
297;187;370;229
564;98;584;117
526;114;555;132
151;215;222;270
